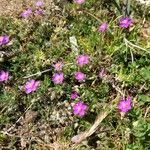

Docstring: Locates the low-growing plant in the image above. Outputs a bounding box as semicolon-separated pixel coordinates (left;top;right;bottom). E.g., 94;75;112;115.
0;0;149;149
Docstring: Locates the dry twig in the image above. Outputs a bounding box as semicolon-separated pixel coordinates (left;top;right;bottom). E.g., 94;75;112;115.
71;111;108;144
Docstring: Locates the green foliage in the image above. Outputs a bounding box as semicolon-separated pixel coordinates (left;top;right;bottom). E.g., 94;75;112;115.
0;0;149;149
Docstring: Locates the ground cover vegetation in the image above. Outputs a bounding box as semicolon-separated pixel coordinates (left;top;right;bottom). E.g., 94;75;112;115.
0;0;150;149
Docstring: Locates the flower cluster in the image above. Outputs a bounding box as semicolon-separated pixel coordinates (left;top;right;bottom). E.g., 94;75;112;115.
52;54;89;84
74;55;89;82
51;55;89;117
21;8;32;19
70;91;88;117
52;61;64;84
35;1;44;16
21;1;44;19
98;18;132;33
1;1;134;120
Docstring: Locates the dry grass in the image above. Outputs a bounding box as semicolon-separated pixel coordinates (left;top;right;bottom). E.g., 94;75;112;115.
0;0;24;16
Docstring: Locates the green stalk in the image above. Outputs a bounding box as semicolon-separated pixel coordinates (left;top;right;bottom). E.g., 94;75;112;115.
112;0;122;15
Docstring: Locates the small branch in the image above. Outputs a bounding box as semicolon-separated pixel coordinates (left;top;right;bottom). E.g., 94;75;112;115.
23;68;52;79
71;111;108;144
23;63;74;79
124;38;150;54
71;95;120;144
144;106;150;118
64;63;74;66
82;9;101;22
130;48;134;63
0;131;19;137
112;83;125;97
124;37;134;63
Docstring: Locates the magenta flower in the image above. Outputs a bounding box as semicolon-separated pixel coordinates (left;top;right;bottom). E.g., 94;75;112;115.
21;8;32;19
24;79;39;94
76;55;90;67
71;91;79;100
35;9;44;15
98;23;107;32
53;62;63;71
120;17;132;28
73;101;88;117
74;72;86;82
74;0;85;4
118;96;132;113
36;1;43;7
0;70;9;82
0;36;10;46
52;73;64;84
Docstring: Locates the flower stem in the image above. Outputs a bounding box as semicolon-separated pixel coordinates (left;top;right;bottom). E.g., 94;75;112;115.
124;38;150;54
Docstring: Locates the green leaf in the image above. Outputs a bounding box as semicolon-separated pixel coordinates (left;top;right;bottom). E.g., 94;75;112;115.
138;95;150;105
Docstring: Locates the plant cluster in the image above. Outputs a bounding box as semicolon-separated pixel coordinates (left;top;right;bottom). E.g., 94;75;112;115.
0;0;149;149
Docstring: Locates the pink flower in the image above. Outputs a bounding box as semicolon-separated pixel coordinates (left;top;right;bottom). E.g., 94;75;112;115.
0;36;10;46
21;8;32;19
35;9;44;15
76;55;90;67
71;91;79;100
36;1;43;7
24;79;39;94
52;73;64;84
98;23;107;32
53;62;63;71
74;72;86;82
73;101;88;117
118;96;132;113
120;17;132;28
74;0;85;4
0;70;9;82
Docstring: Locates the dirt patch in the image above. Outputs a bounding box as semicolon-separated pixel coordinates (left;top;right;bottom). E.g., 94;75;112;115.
0;0;57;17
0;0;24;16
